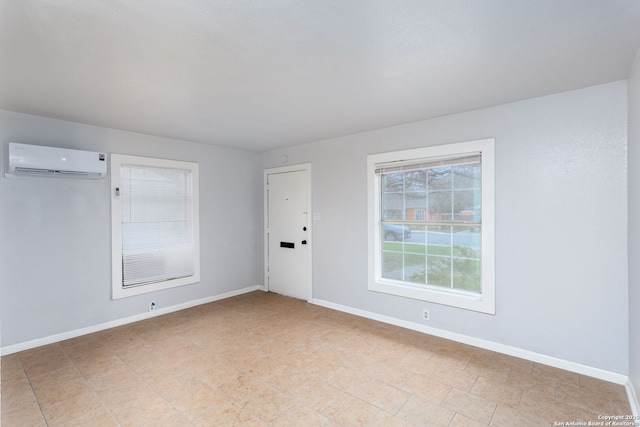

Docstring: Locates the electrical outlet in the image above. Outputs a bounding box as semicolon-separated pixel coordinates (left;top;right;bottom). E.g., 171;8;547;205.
422;309;430;321
149;301;156;312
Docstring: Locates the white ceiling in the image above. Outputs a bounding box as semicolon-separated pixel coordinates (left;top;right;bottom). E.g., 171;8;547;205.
1;1;640;152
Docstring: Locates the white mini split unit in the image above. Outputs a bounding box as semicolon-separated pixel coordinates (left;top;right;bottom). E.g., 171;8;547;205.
6;143;107;179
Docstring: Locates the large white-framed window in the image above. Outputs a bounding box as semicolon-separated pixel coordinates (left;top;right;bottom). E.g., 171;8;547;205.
367;139;495;314
111;154;200;299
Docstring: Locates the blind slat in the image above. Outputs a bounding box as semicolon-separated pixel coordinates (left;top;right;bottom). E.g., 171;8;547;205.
375;153;481;174
121;165;194;288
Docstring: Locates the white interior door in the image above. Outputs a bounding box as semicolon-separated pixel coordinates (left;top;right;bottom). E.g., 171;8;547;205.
265;165;311;300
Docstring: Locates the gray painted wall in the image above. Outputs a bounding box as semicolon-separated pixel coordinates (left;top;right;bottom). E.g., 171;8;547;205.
0;81;631;377
628;53;640;398
0;110;262;348
261;81;629;374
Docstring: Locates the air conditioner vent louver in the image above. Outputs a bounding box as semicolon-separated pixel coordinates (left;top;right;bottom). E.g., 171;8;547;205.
7;143;107;179
14;167;102;178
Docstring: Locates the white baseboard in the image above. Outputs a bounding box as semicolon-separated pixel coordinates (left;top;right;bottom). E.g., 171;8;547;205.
1;285;263;356
311;298;630;386
627;379;640;417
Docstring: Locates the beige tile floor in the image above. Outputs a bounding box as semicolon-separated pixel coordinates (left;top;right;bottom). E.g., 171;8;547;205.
1;291;632;426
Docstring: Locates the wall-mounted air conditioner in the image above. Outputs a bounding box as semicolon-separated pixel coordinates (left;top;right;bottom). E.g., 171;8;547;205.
6;143;107;179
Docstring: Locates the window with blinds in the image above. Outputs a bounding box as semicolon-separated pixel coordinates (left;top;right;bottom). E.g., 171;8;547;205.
367;139;495;314
377;154;482;291
111;154;200;299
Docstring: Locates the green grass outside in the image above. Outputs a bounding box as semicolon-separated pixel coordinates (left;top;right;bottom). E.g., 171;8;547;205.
382;243;481;292
382;242;460;256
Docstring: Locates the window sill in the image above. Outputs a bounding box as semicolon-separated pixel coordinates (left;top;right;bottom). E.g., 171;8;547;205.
112;274;200;299
369;278;495;314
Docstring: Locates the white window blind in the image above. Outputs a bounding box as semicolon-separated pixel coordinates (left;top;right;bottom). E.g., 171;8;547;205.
374;153;481;175
120;164;195;287
111;153;200;299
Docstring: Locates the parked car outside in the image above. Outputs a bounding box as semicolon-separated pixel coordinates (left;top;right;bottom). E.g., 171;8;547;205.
383;224;411;241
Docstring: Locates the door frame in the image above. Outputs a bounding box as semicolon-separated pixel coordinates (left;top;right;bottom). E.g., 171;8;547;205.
264;163;313;302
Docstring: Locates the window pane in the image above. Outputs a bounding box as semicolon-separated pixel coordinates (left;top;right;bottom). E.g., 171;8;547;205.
382;223;411;242
428;191;452;221
427;256;451;287
427;225;451;252
453;190;480;220
405;253;425;284
382;251;402;280
425;224;450;287
405;225;427;247
428;167;451;190
452;226;481;257
383;172;404;192
405;192;426;219
404;224;424;253
404;170;426;191
453;164;480;189
452;226;481;293
453;258;481;292
382;172;404;220
382;193;404;220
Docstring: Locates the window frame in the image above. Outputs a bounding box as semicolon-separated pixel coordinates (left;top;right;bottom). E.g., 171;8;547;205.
111;154;200;300
367;139;495;314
